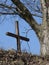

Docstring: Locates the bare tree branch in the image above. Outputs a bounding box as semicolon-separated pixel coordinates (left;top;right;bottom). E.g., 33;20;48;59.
11;0;40;35
0;0;41;36
0;12;18;15
0;12;42;18
0;3;16;9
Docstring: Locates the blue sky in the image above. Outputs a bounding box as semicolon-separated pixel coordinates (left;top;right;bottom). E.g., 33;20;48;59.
0;15;42;55
0;0;42;55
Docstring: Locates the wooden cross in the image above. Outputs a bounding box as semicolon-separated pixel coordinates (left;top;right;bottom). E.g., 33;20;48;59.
6;21;29;52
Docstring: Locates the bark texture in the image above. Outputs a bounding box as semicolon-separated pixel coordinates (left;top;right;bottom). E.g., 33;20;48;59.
40;0;49;56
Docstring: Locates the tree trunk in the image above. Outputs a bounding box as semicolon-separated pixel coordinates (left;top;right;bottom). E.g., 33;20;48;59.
39;0;49;56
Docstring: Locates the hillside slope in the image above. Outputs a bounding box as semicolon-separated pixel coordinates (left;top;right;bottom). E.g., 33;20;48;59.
0;49;49;65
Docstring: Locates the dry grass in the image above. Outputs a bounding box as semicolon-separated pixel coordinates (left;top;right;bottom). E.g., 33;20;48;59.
0;49;49;65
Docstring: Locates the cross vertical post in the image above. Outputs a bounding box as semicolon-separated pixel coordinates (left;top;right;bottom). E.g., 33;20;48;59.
6;21;29;52
16;21;21;52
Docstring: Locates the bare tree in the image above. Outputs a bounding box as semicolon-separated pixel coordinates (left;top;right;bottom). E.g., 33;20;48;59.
0;0;49;56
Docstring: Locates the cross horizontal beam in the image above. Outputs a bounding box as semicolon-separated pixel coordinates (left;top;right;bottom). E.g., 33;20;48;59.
6;32;29;41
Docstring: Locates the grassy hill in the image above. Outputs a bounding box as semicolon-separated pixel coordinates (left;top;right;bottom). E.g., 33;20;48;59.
0;49;49;65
